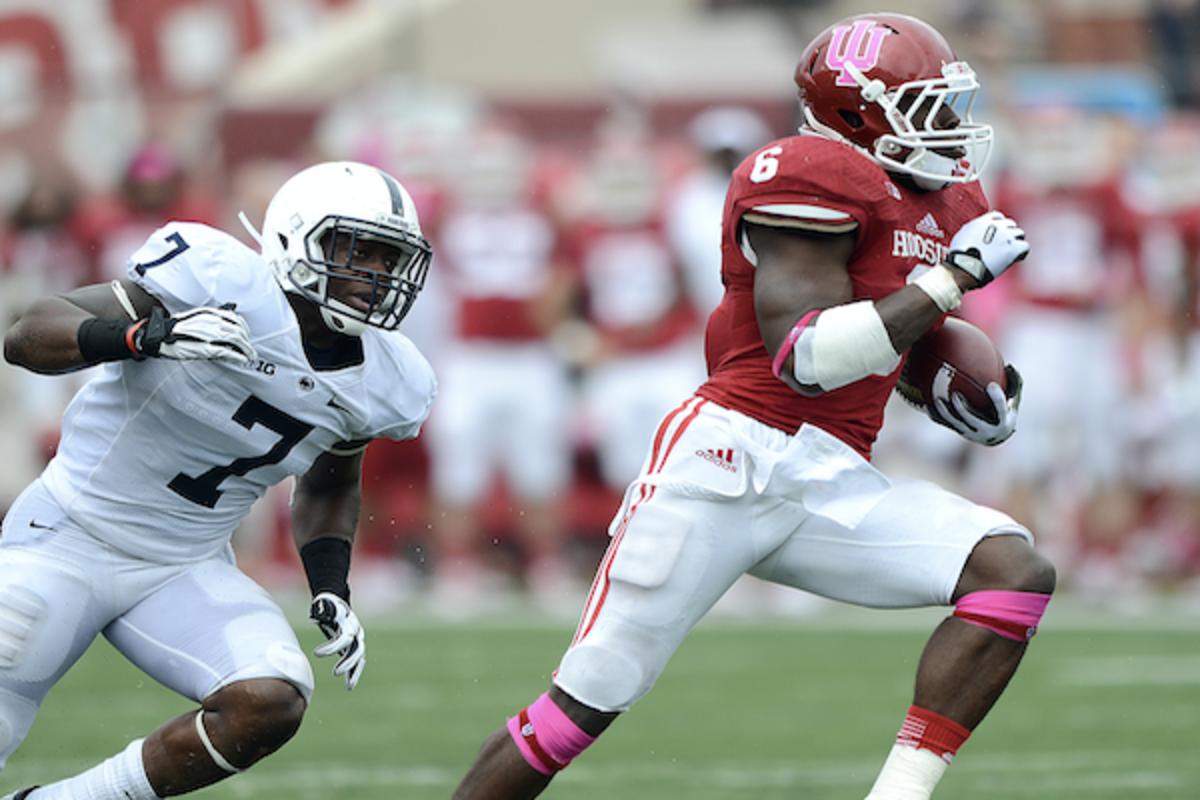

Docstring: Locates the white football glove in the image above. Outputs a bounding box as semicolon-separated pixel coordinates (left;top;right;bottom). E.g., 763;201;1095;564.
309;592;366;690
931;364;1022;446
135;305;257;366
945;210;1030;287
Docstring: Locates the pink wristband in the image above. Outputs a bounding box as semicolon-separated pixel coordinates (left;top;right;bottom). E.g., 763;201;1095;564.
771;309;820;379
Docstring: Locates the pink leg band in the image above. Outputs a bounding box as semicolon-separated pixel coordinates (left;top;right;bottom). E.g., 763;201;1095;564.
506;692;597;776
953;590;1051;642
771;309;820;379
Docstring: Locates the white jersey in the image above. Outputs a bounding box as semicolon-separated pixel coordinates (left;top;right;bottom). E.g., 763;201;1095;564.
40;222;437;563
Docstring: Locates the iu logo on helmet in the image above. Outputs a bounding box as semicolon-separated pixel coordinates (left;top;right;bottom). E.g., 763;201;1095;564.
826;20;892;87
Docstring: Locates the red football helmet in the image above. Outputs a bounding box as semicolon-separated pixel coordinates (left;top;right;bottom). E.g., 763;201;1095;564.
795;13;993;190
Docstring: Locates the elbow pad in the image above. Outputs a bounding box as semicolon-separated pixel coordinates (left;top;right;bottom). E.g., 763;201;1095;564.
781;301;901;391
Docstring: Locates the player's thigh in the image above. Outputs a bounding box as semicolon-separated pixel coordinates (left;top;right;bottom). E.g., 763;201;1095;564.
0;483;113;762
104;557;313;703
556;488;756;712
751;479;1031;608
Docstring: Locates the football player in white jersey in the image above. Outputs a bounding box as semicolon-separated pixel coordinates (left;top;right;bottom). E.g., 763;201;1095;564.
0;162;435;800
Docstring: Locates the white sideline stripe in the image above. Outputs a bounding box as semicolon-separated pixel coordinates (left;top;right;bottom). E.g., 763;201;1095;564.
1059;655;1200;686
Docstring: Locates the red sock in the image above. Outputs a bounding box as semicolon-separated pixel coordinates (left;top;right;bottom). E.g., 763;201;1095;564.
896;705;971;763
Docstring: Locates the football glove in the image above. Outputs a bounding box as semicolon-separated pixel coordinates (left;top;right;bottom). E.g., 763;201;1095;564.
133;305;256;366
932;364;1022;446
945;211;1030;287
309;592;366;690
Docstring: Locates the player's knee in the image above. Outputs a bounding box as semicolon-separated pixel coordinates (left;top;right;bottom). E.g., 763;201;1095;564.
556;642;654;712
1013;549;1056;596
959;533;1056;597
989;541;1056;597
953;535;1055;643
205;678;307;755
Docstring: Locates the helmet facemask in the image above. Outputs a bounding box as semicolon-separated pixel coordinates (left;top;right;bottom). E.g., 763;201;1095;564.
804;60;994;190
284;216;431;336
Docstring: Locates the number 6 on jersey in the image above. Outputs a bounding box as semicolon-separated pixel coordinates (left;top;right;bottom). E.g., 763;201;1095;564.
750;145;783;183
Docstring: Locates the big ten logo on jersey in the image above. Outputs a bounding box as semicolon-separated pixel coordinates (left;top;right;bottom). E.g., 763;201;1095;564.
251;358;276;376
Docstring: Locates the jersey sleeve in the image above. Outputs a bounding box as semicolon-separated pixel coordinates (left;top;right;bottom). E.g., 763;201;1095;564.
128;221;267;314
728;137;883;237
361;333;438;442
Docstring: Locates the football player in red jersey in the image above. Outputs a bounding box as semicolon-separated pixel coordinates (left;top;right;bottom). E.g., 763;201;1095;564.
453;13;1054;800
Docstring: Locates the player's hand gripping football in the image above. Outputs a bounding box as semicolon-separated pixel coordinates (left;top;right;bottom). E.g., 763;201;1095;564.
309;592;366;690
932;364;1023;446
945;210;1030;287
131;305;257;366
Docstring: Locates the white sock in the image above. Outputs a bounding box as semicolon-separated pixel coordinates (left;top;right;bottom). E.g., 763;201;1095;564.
32;738;160;800
864;744;949;800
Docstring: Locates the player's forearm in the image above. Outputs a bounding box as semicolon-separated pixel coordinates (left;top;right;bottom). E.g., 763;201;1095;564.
768;272;975;396
291;487;360;548
3;297;108;374
292;484;361;601
875;278;970;353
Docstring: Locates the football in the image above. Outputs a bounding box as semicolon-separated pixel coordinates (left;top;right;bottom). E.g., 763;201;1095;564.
896;317;1007;425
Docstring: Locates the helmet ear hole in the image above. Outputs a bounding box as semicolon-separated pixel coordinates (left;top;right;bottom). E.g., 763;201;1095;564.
277;232;288;249
838;109;865;130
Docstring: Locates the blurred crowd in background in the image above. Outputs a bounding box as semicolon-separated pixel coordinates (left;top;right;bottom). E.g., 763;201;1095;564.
2;0;1200;616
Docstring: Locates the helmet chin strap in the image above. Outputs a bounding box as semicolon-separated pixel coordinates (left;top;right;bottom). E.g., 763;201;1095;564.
319;300;367;337
237;211;264;246
903;149;959;191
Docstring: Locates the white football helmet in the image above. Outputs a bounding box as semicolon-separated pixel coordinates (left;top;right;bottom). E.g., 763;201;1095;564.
253;161;431;336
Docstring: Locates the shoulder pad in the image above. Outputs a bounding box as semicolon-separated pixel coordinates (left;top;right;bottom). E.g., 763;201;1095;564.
363;331;437;441
729;136;888;233
128;222;272;313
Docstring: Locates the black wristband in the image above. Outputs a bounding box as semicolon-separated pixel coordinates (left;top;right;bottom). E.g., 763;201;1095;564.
299;537;352;602
77;317;141;364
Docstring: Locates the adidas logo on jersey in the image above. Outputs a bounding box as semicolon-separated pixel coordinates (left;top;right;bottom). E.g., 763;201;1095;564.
696;448;738;473
915;213;945;239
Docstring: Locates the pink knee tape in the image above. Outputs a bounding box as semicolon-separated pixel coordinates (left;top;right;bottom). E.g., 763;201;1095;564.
507;692;597;775
953;590;1051;641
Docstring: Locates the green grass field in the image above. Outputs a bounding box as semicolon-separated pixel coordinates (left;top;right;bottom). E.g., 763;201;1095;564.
5;603;1199;799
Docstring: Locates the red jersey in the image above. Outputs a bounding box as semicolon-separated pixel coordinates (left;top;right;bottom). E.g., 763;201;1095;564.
698;135;988;458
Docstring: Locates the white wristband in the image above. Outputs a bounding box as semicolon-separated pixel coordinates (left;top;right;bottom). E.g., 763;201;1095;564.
913;265;963;312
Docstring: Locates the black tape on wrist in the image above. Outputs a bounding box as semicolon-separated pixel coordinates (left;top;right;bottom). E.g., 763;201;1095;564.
77;317;141;364
299;537;352;602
